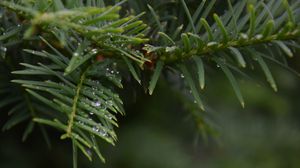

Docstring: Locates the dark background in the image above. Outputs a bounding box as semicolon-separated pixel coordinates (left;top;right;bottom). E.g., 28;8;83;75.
1;51;300;168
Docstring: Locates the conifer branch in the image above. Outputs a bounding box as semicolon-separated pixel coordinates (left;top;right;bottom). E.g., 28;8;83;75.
1;0;300;167
158;30;300;62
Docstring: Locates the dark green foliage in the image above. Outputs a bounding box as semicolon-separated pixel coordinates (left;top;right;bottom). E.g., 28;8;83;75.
0;0;299;167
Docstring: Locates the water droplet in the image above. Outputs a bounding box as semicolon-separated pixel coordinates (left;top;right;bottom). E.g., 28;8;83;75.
91;49;98;54
92;126;108;137
99;129;108;137
78;121;85;125
255;34;263;40
93;126;99;132
59;82;65;86
86;149;92;157
207;42;218;47
73;52;79;57
194;100;197;104
105;114;113;120
0;46;7;58
89;112;94;115
180;74;185;78
240;33;248;40
117;78;122;83
92;101;101;107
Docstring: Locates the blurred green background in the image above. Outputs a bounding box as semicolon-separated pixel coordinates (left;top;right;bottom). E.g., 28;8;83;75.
1;51;300;168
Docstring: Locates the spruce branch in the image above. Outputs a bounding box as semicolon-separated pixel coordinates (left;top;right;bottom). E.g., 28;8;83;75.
143;0;300;63
9;35;125;163
0;0;150;64
156;31;300;62
144;0;300;108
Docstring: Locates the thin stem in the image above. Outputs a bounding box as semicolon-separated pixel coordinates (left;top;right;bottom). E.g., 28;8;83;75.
66;68;88;136
159;30;300;63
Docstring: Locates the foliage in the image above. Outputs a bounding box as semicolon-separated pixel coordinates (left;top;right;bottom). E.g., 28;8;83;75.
0;0;299;167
